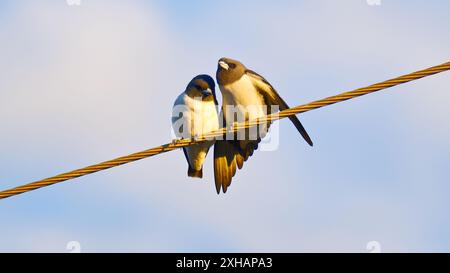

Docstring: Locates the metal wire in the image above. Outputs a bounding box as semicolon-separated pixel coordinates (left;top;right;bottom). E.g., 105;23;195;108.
1;61;449;200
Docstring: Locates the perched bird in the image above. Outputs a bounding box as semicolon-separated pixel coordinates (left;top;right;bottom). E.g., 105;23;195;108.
214;57;313;193
172;75;219;178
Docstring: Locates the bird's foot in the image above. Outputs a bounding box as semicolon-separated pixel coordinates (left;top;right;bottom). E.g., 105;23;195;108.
171;137;183;145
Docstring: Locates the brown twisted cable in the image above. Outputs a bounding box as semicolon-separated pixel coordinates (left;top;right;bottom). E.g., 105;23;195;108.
1;61;449;200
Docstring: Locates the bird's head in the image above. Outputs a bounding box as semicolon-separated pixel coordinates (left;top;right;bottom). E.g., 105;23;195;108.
185;74;216;102
216;57;246;85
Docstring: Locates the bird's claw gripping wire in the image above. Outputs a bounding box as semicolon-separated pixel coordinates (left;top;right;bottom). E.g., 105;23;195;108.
171;137;183;145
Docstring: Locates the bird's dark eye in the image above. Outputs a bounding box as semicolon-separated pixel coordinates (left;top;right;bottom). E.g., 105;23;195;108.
229;63;236;69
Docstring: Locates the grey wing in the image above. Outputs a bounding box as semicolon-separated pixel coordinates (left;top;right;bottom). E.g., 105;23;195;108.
175;114;195;175
245;69;313;146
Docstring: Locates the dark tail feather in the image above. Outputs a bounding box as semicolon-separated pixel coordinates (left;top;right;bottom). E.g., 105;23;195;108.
214;141;237;194
271;91;314;147
188;167;203;178
289;115;313;147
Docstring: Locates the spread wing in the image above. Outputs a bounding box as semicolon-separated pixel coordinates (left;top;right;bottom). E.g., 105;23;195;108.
245;69;313;146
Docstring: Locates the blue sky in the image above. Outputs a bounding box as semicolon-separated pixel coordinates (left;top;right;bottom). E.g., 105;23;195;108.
0;0;449;252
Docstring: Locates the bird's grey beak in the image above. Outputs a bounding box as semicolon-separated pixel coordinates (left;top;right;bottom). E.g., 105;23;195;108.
201;88;213;97
219;61;229;70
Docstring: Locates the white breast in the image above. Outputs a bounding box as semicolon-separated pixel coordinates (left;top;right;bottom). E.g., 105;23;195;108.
220;74;267;124
172;93;219;138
